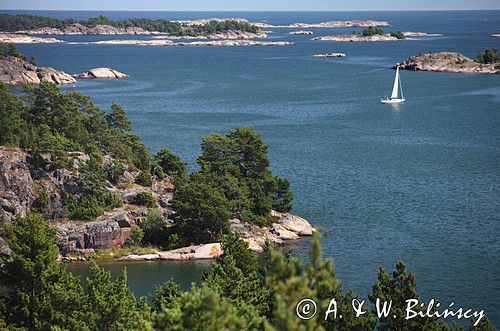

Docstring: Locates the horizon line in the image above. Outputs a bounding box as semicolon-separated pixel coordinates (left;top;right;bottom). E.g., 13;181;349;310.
1;9;500;12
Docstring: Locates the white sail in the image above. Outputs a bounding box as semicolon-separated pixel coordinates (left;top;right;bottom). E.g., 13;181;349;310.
390;66;399;99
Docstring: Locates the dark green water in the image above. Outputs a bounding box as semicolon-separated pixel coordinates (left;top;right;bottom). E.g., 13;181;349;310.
8;10;500;324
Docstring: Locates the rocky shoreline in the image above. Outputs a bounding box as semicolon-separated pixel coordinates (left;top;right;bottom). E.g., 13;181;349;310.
0;55;76;85
0;55;128;85
117;211;315;261
397;52;499;74
402;31;443;37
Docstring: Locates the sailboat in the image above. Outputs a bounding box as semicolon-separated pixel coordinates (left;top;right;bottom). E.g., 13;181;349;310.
381;65;405;104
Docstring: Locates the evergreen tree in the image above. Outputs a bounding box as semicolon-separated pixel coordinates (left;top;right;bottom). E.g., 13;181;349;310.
106;103;132;132
369;261;444;331
170;174;231;244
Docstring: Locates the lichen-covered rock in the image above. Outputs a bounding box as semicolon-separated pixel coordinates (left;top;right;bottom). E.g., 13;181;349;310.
0;55;76;85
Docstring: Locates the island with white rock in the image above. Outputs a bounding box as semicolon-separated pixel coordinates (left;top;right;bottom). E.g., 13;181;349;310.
288;30;314;35
72;68;129;79
312;53;346;58
253;20;390;29
397;52;499;75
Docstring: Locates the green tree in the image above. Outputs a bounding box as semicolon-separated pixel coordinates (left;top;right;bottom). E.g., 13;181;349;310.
204;233;273;319
154;148;187;179
0;214;87;330
106;103;132;131
369;261;445;331
171;175;231;244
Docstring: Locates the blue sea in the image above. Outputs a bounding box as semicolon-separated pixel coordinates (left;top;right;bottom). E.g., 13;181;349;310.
5;10;500;325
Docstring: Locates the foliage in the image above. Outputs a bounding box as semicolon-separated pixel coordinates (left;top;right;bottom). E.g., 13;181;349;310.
390;30;406;39
135;171;153;186
476;48;500;64
138;210;171;248
369;260;445;330
129;226;144;247
0;213;151;330
0;82;150;171
361;27;385;36
154;148;187;180
170;175;231;244
0;43;28;61
131;191;156;208
0;13;260;36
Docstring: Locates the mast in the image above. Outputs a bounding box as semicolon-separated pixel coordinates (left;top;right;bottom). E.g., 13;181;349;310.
390;66;399;99
398;67;404;99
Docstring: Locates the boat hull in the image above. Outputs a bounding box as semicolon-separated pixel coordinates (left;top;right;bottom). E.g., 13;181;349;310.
380;98;405;104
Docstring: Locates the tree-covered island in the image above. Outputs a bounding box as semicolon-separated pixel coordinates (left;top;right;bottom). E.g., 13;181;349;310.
0;13;260;36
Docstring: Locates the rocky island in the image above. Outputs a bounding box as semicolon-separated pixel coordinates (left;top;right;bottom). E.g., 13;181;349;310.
1;13;264;38
85;39;294;47
397;51;499;74
253;20;390;29
402;31;443;37
490;34;500;38
312;34;401;42
288;30;314;35
312;53;346;58
0;32;64;43
73;68;129;79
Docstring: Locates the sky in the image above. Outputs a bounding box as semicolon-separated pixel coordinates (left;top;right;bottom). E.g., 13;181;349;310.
1;0;499;11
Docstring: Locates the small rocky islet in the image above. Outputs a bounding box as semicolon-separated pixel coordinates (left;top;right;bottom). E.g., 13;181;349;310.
397;52;499;75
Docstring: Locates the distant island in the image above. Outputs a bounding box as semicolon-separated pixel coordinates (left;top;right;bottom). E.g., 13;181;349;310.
312;27;441;42
398;50;500;74
0;13;261;36
253;19;390;28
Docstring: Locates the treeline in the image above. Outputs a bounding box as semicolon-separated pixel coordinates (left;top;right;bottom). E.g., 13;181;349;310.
476;48;500;64
0;13;259;35
0;80;293;247
357;27;405;40
0;214;494;330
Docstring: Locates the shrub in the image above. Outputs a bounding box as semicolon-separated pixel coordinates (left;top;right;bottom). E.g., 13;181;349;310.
361;27;384;36
135;171;152;186
390;31;405;40
476;48;499;64
131;192;156;208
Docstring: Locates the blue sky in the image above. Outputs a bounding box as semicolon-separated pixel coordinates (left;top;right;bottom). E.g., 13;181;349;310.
1;0;499;11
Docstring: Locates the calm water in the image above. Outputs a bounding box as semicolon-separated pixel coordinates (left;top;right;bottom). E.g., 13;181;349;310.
6;10;500;324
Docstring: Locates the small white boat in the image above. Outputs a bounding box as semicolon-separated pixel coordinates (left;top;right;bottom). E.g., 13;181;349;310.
381;65;405;104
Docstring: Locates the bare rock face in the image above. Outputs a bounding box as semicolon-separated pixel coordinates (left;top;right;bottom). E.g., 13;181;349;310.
0;55;76;85
398;52;499;74
0;148;35;220
73;68;129;79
